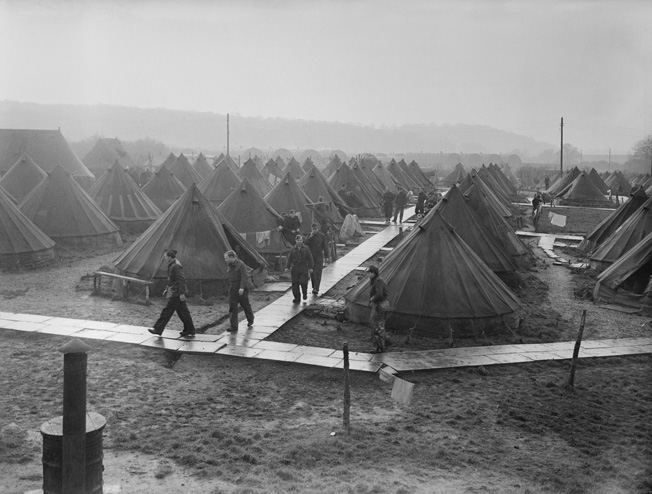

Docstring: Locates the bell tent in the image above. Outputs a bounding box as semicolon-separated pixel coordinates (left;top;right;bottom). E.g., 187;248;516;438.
19;166;121;247
578;187;648;253
238;158;272;197
344;211;522;336
113;184;266;297
217;179;291;259
590;197;652;272
0;186;55;270
89;160;162;232
198;161;241;206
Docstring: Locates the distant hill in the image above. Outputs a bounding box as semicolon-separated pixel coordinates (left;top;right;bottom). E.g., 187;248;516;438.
0;100;552;156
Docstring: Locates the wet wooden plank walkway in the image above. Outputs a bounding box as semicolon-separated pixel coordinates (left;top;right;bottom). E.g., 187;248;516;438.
2;210;651;374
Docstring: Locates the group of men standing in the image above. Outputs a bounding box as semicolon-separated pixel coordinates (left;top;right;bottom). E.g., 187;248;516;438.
381;186;409;223
285;222;330;303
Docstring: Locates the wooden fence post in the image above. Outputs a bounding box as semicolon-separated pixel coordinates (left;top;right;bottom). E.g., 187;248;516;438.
568;309;587;387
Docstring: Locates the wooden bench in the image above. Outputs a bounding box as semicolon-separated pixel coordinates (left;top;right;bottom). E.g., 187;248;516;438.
93;272;153;304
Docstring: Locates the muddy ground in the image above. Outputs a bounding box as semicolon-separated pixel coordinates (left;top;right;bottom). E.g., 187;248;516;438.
1;210;651;493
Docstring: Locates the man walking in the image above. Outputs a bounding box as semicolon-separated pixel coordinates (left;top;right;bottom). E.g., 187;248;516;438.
149;249;196;337
224;250;254;332
304;222;330;295
393;185;408;223
285;234;314;303
382;187;395;223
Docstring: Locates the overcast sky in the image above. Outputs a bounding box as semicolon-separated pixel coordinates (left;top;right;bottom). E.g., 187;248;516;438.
1;0;650;153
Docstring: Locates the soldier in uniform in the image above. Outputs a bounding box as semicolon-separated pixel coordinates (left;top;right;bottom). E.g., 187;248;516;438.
285;234;314;303
149;249;196;337
393;185;408;223
382;187;396;223
224;250;254;332
304;222;330;295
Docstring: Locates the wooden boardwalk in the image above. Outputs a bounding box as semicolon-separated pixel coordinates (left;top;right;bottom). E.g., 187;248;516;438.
2;207;651;374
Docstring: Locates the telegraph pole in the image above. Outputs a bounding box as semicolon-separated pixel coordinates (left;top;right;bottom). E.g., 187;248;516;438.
608;148;611;172
226;113;230;157
560;117;564;175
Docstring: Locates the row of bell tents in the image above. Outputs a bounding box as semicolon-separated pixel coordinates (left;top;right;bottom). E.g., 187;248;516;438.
5;128;652;323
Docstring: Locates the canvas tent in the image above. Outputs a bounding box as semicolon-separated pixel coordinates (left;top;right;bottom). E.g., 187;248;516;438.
298;164;349;222
372;163;399;193
555;171;611;207
114;184;266;297
284;157;305;180
323;154;344;178
142;165;187;212
344;211;522;336
82;137;138;177
578;187;647;253
351;161;383;198
408;160;431;187
198;161;241;206
545;167;581;197
604;171;632;196
386;159;418;190
212;153;225;166
0;128;95;189
274;155;287;172
593;231;652;312
500;164;521;188
328;163;382;217
0;153;46;201
217;179;291;258
89;160;162;232
238;158;272;197
477;166;512;207
19;166;121;247
590;197;652;272
0;186;55;270
398;159;422;189
589;168;609;195
431;186;517;275
262;159;284;185
488;164;518;198
215;154;240;174
157;152;177;172
536;171;560;190
264;173;315;233
458;170;512;218
460;180;529;262
302;157;315;172
359;159;387;193
442;163;467;186
192;153;213;179
300;149;322;167
169;153;203;188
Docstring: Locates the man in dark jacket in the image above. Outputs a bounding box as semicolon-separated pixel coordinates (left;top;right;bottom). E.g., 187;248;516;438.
415;189;427;215
382;187;396;223
282;209;301;244
393;186;408;223
367;265;389;353
304;222;330;295
149;249;196;337
285;234;314;303
224;250;254;332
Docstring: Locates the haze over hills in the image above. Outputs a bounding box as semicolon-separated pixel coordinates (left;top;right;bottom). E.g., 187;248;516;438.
0;100;552;157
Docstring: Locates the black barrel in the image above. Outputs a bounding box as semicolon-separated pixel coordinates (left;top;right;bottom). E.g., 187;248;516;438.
41;412;106;494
